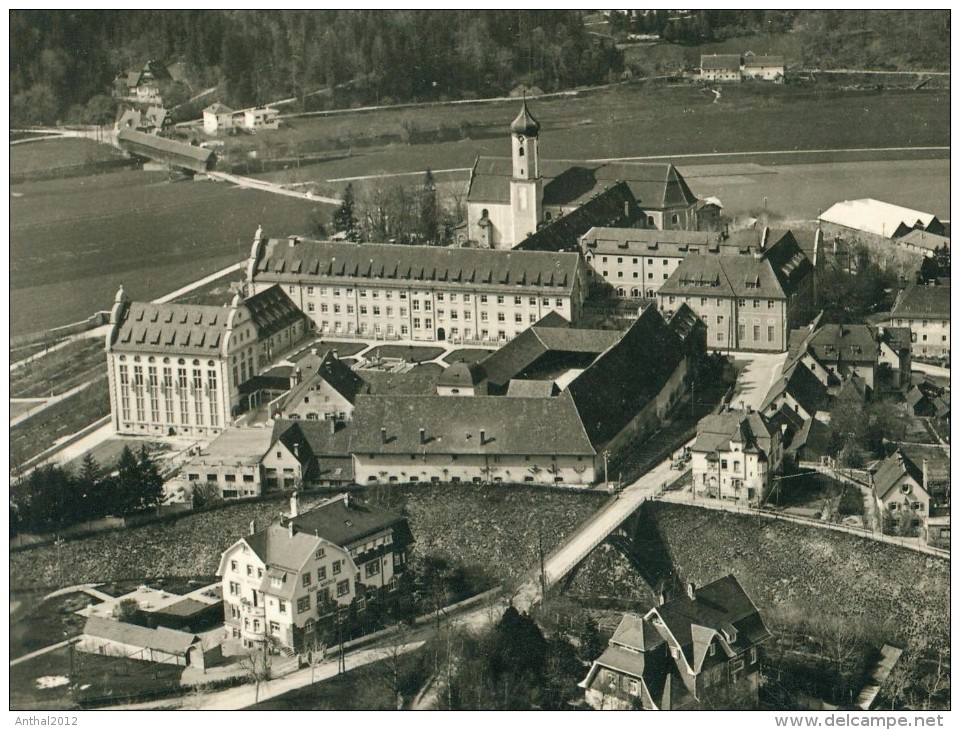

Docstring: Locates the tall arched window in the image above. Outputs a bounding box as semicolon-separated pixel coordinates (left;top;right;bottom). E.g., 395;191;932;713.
518;146;524;157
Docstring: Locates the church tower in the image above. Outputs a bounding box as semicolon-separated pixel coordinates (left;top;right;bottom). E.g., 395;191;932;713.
508;99;543;247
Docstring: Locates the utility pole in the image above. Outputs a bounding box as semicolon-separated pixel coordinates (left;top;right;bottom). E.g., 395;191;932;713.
538;527;546;612
603;451;609;485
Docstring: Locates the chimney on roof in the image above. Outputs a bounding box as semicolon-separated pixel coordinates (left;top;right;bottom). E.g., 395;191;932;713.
288;520;295;538
658;591;666;606
288;236;299;248
332;349;339;360
289;491;299;518
293;443;300;459
419;427;427;445
479;429;486;445
686;581;696;601
311;347;318;356
249;519;256;535
292;366;302;386
343;492;350;508
380;427;387;444
923;459;929;490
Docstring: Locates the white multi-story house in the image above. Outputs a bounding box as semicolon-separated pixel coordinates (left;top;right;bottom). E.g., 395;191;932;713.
690;409;782;505
105;284;309;437
245;234;588;344
244;106;279;131
889;280;950;362
217;493;413;652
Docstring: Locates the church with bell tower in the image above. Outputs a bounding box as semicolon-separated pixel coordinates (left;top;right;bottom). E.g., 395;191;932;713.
508;100;544;246
467;99;705;251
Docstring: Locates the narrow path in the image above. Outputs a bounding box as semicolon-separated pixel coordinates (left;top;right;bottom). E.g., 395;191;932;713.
328;167;472;183
153;260;244;304
10;324;111;372
10;374;107;428
10;638;77;667
207;171;341;205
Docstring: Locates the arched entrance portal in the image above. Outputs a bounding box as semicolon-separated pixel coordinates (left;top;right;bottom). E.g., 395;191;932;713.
437;327;446;341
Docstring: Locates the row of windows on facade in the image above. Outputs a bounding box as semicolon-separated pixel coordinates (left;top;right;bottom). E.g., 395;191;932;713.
189;472;255;483
291;284;565;306
894;318;948;328
364;474;574;485
707;325;778;344
666;296;780;308
118;376;220;426
305;301;563;317
316;321;521;341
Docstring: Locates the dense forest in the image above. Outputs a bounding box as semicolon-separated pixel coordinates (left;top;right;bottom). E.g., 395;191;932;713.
10;10;950;127
10;10;622;125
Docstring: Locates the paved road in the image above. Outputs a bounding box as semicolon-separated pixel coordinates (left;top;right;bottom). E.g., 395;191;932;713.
207;171;342;205
729;351;788;411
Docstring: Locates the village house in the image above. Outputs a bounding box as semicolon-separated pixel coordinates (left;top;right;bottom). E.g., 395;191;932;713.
741;53;785;82
244;232;589;344
699;54;743;83
203;102;235;134
785;319;913;393
888;280;950;361
116;105;170;135
896;229;950;258
872;450;932;533
760;360;830;423
179;426;275;500
656;228;816;352
120;60;170;104
217;493;413;652
580;575;770;710
269;349;367;422
690;408;782;505
105;284;309;437
465;101;705;249
244;106;280;131
262;418;354;489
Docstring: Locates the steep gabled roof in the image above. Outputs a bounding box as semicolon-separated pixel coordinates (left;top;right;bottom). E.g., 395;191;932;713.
467;158;697;211
289;495;412;549
244;285;309;341
761;361;829;416
117;129;213;164
743;55;784;67
515;182;638;252
873;450;925;500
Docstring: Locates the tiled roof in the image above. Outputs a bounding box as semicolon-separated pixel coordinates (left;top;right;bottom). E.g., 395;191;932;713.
891;281;950;320
700;54;742;71
594;644;647;678
117;129;213;164
468;157;698;211
437;360;487;387
804;324;879;365
83;616;198;655
245;525;323;597
568;306;684;449
252;239;581;294
271;418;354;458
350;391;596;456
506;379;557;397
611;612;664;652
244;285;308;341
743;55;784;67
819;199;941;238
761;361;829;416
109;301;230;356
658;229;812;299
581;227;721;256
478;324;619;389
515;182;639;252
289;495;412;549
692;410;774;458
204;102;234;114
283;351;367;413
896;229;950;252
788;416;832;461
873;450;924;500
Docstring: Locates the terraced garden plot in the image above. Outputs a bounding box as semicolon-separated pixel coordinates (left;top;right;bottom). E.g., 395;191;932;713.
10;338;106;398
10;377;110;470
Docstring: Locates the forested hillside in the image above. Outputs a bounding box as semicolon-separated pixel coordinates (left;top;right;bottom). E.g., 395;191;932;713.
10;10;950;127
10;10;622;126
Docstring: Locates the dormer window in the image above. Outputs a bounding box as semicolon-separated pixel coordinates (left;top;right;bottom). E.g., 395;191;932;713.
709;643;716;656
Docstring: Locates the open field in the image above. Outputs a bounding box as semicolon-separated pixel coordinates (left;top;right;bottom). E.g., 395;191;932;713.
10;338;106;398
10;401;40;419
11;137;125;176
169;268;245;306
10;169;328;337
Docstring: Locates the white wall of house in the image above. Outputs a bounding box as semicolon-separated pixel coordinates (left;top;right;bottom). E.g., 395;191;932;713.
283;380;354;421
353;452;597;486
466;202;513;249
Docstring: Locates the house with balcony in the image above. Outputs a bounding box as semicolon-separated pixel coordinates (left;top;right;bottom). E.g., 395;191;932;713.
580;575;770;710
217;492;413;653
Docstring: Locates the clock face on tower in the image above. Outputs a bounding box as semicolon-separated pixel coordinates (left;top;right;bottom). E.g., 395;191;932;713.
516;134;524;143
